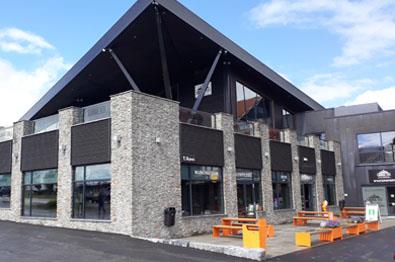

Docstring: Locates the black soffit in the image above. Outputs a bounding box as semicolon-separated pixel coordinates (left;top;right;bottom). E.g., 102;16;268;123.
21;0;324;120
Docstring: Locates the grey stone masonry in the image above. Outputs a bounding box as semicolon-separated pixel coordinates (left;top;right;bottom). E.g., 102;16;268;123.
330;141;345;206
57;107;83;225
5;121;34;221
214;113;238;217
126;91;181;239
309;135;325;210
110;92;134;236
253;122;274;222
285;129;302;212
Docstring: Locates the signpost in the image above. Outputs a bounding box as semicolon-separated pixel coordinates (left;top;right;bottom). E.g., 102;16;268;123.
365;203;381;223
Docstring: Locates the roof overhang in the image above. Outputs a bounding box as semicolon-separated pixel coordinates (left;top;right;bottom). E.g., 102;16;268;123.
21;0;323;121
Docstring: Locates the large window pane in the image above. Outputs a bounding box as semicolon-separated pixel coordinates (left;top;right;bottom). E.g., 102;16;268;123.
22;169;58;218
323;176;336;206
0;174;11;208
181;165;223;216
382;131;395;162
272;172;292;210
73;163;111;220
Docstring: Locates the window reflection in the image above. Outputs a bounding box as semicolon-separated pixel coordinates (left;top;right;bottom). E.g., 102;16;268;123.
73;164;111;220
272;171;292;210
357;131;395;163
0;174;11;208
22;169;58;217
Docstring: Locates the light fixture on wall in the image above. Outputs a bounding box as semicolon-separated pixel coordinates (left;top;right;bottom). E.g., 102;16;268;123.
227;146;233;153
337;162;342;167
14;153;19;162
317;160;322;163
155;137;161;145
264;152;269;158
303;157;308;162
294;156;299;162
113;135;122;148
61;145;67;155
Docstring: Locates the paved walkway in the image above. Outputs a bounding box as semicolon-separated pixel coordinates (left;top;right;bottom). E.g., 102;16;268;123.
181;216;395;259
0;221;250;262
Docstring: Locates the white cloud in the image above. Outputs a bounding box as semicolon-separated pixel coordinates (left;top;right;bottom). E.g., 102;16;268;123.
348;86;395;110
299;73;373;103
250;0;395;67
0;28;54;54
0;56;70;127
0;28;70;127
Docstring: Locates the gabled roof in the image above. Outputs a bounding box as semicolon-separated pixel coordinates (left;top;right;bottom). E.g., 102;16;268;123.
21;0;323;121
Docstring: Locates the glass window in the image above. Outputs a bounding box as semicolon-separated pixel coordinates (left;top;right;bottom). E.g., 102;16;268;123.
323;176;336;206
282;109;294;129
357;131;395;163
181;165;223;216
0;174;11;208
22;169;58;217
73;164;111;220
33;115;59;134
382;131;395;162
236;169;262;216
0;127;13;142
83;101;111;123
235;81;272;125
272;171;292;210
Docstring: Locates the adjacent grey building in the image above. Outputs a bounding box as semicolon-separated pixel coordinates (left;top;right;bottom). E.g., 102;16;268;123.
0;0;358;239
297;103;395;216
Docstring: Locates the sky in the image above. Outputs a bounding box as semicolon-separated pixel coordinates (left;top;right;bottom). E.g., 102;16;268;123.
0;0;395;126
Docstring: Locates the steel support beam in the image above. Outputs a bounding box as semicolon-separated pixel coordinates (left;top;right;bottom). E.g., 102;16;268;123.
106;48;141;92
155;5;173;100
190;50;223;119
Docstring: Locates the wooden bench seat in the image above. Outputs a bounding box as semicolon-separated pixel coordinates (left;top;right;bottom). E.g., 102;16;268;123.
366;220;380;231
212;225;243;237
295;227;343;247
293;216;331;226
341;207;365;218
344;222;366;235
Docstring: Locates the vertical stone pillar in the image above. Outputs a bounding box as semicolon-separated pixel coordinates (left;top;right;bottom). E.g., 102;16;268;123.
287;130;302;211
215;113;238;217
110;92;134;235
127;91;181;239
309;135;324;209
331;141;344;205
254;122;274;218
11;121;34;219
57;107;83;224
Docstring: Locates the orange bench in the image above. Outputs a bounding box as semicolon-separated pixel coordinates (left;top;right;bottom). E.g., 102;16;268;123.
293;212;333;226
220;217;275;237
295;227;343;247
213;219;268;248
341;207;365;218
345;222;366;235
366;220;380;231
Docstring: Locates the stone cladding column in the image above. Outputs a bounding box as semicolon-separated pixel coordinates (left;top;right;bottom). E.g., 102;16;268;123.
214;113;238;217
330;141;345;205
11;121;34;219
57;107;83;224
285;130;302;211
309;135;324;209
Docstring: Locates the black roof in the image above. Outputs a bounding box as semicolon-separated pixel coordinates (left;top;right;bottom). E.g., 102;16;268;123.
21;0;323;120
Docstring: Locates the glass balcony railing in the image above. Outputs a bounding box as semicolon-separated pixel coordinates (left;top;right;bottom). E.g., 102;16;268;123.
320;139;329;150
83;101;111;123
33;114;59;134
0;126;13;142
179;107;213;128
234;120;255;136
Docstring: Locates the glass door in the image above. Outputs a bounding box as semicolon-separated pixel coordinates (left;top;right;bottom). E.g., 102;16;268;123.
387;186;395;215
300;174;316;211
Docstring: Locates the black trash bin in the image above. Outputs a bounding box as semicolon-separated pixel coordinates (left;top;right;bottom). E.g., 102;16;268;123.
339;199;346;211
164;207;176;227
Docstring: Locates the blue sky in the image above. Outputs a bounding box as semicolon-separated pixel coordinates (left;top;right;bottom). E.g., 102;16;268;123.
0;0;395;126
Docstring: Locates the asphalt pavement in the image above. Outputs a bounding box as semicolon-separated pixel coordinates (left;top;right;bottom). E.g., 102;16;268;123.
269;226;395;262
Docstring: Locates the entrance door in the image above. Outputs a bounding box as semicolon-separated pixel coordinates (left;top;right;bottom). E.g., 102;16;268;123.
300;174;316;211
301;183;314;211
237;183;257;217
387;186;395;216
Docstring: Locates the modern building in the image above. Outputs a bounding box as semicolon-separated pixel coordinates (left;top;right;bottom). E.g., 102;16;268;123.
0;0;345;239
297;103;395;216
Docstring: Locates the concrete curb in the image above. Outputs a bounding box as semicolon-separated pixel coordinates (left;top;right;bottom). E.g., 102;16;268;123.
136;236;265;261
